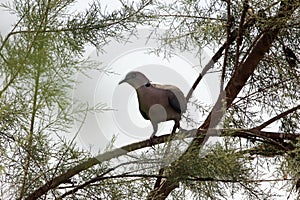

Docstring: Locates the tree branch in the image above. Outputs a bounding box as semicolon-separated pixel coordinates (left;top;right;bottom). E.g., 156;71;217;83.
185;14;256;102
149;14;226;22
234;0;249;68
58;173;293;199
26;124;300;199
220;0;232;92
25;138;155;199
254;105;300;131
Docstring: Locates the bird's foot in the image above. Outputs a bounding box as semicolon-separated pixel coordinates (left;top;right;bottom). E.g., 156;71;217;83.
149;135;157;148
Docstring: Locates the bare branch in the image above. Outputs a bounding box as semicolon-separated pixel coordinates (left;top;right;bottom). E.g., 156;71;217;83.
255;105;300;130
234;0;249;68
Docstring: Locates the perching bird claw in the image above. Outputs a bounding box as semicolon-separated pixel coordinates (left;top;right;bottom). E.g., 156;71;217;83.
149;135;157;147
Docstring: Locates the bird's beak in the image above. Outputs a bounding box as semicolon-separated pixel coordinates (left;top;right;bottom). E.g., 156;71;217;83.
118;79;126;85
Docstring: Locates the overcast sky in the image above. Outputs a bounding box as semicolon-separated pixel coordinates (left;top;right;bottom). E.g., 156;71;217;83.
0;0;218;152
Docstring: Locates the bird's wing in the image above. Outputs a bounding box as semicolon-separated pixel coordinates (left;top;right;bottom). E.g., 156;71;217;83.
168;91;182;114
167;86;187;114
152;84;187;114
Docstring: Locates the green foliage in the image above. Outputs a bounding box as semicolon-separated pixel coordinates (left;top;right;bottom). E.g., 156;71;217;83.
0;0;299;199
173;143;259;199
0;0;151;198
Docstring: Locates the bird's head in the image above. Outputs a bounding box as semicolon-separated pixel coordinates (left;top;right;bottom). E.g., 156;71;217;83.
119;71;150;89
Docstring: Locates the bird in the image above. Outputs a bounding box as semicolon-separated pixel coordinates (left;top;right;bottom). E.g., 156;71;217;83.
118;71;187;144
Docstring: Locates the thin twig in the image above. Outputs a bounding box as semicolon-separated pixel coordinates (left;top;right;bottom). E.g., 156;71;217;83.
254;105;300;131
235;1;249;68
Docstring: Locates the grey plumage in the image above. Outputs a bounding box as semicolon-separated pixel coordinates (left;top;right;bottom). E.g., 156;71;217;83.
119;71;187;143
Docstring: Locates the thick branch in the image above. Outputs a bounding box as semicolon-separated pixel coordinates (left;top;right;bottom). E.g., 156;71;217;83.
25;139;155;199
